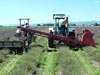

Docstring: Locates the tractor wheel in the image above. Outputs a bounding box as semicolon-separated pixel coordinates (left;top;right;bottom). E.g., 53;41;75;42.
25;48;28;53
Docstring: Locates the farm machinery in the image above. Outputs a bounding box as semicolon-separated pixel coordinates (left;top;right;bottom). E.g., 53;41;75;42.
0;18;35;54
0;15;95;54
17;14;95;49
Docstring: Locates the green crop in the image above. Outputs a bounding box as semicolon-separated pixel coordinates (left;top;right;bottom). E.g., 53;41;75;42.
74;50;100;75
0;55;23;75
39;52;58;75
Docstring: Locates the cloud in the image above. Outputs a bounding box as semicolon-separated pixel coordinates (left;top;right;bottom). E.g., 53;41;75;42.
95;0;99;4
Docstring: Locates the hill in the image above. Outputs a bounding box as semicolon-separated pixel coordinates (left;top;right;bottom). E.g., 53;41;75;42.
70;21;100;25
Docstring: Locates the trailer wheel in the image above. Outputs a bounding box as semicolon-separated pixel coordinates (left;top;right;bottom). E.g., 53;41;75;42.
16;47;23;55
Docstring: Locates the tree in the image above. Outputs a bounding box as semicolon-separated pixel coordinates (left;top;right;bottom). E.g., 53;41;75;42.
0;25;3;27
37;24;40;26
94;23;98;26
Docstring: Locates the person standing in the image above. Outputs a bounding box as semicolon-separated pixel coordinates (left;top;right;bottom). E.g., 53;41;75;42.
48;30;55;48
23;23;29;36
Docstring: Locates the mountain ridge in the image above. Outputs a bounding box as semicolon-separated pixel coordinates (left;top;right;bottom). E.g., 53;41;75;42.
1;20;100;26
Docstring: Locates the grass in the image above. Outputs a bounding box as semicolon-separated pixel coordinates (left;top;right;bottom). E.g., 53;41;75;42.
0;27;17;39
83;46;100;62
0;55;23;75
37;38;58;75
56;46;100;75
74;50;100;75
38;51;58;75
1;26;100;75
4;37;46;75
0;26;50;75
0;36;42;75
57;46;84;75
0;27;16;32
9;48;42;75
0;49;9;63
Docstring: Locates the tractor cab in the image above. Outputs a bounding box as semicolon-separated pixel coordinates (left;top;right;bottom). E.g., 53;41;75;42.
52;14;69;36
18;18;30;37
49;14;77;40
18;18;35;44
51;14;76;37
19;18;30;28
15;18;30;37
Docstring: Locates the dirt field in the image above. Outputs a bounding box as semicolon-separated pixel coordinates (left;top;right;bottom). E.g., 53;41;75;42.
72;26;100;37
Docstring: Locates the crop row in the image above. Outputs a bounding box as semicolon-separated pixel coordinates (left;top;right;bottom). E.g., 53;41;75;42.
0;36;42;75
74;50;100;75
57;47;84;75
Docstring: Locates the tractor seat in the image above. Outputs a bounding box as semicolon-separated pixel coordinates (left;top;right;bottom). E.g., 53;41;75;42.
68;32;75;39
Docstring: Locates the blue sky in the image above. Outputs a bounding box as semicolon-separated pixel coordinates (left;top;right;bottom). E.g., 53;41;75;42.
0;0;100;25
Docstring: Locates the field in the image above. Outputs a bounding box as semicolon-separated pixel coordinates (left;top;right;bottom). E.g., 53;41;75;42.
0;26;100;75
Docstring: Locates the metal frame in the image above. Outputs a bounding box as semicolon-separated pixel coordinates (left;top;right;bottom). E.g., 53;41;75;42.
18;26;95;47
53;14;69;34
53;14;67;27
19;18;30;26
0;41;23;48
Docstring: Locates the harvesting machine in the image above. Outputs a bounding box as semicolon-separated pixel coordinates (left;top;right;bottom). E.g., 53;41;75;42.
0;15;95;54
17;14;95;49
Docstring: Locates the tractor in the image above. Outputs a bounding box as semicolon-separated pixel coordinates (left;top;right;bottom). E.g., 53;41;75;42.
49;14;76;38
48;14;95;49
48;14;77;48
8;18;35;54
0;18;35;54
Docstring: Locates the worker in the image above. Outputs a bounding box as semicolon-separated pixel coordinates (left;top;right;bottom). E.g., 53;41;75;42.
60;25;66;36
22;23;29;37
48;30;55;48
15;28;24;37
60;19;68;36
23;23;29;28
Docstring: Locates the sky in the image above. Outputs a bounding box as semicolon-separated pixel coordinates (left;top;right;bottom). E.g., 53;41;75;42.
0;0;100;25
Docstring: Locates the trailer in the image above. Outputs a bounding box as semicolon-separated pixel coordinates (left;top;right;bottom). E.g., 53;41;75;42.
0;37;30;54
0;18;36;54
